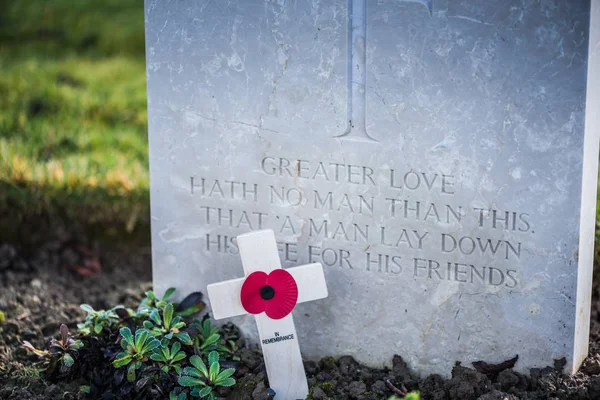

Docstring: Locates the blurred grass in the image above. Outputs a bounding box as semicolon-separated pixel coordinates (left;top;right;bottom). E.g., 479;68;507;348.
0;0;148;234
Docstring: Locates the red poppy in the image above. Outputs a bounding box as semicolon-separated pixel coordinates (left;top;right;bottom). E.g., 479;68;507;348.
240;269;298;320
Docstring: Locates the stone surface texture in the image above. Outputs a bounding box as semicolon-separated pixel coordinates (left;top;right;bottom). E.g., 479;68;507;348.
145;0;599;376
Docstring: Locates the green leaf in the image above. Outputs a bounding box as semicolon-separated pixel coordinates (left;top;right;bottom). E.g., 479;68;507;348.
182;366;204;379
127;361;137;382
197;386;213;398
201;333;220;348
209;361;219;382
171;341;181;355
113;354;132;368
190;386;213;398
208;351;219;366
170;392;187;400
80;385;91;394
189;355;208;377
172;320;186;330
217;344;232;354
94;323;103;334
119;327;134;348
172;351;187;363
176;304;205;317
162;346;170;360
175;331;192;345
134;329;150;351
201;320;211;335
142;337;161;354
62;353;74;367
149;309;162;326
216;368;235;380
162;287;176;301
178;375;206;387
173;364;182;375
150;353;165;362
161;365;169;373
164;303;174;329
146;291;157;301
215;377;235;387
80;304;95;314
143;320;153;329
70;340;83;350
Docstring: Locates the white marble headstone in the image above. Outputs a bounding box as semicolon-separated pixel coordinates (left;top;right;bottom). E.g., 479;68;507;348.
145;0;600;376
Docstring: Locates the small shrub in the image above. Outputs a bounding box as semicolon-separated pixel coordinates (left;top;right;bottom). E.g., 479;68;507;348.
78;304;121;334
190;318;230;355
113;327;162;381
179;351;236;399
21;288;236;398
143;302;192;345
22;324;82;376
150;341;187;374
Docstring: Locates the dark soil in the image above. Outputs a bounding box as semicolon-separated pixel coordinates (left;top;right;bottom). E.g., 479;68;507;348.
1;230;600;400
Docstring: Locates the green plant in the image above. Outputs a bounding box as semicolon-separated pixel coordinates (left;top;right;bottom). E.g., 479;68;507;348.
150;341;187;374
137;289;205;320
113;327;161;381
144;303;192;345
22;324;83;374
80;385;91;394
78;304;121;334
49;324;84;367
19;287;236;397
190;318;225;355
178;351;235;399
138;287;176;314
0;311;5;325
388;393;420;400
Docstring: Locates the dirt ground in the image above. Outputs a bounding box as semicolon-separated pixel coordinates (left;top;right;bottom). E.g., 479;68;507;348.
1;227;600;399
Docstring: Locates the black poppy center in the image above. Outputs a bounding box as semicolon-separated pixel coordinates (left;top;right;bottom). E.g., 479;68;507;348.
260;285;276;300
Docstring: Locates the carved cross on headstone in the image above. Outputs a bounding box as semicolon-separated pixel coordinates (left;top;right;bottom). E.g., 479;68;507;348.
337;0;432;142
337;0;375;142
207;230;328;400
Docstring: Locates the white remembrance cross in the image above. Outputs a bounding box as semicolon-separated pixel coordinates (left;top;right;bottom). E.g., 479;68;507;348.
207;230;328;400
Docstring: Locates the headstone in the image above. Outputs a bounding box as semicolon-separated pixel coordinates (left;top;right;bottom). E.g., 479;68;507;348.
207;229;328;399
145;0;600;375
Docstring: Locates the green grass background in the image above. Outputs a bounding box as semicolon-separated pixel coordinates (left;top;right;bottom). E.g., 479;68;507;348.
0;1;599;240
0;0;147;233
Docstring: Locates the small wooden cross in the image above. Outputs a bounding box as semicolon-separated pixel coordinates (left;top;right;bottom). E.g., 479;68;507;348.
207;230;328;399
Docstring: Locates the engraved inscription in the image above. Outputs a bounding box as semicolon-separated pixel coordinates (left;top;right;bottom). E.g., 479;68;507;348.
190;155;533;289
